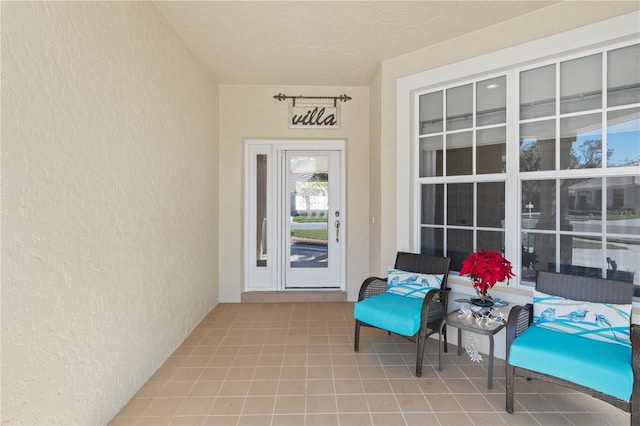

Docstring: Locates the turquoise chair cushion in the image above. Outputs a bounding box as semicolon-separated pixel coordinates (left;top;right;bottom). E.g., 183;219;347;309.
354;292;423;337
509;325;632;401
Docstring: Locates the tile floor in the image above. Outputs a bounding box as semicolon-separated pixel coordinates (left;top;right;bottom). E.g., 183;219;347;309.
110;302;629;425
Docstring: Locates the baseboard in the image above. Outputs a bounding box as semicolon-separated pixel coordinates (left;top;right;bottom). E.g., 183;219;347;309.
241;290;348;303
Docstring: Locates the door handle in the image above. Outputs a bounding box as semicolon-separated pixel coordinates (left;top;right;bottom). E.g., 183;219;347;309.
335;220;341;243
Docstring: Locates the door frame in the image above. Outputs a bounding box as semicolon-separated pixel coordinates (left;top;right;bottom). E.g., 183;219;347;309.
244;139;346;292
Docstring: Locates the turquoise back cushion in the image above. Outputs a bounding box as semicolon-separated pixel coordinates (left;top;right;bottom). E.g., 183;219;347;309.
509;325;632;401
386;268;443;299
533;290;632;347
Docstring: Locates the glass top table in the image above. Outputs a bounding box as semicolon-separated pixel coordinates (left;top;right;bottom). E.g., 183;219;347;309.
438;308;507;389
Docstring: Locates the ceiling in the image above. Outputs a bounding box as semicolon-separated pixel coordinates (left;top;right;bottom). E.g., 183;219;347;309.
154;1;560;86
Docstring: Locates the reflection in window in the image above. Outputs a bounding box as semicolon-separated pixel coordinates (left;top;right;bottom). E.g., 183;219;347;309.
477;76;506;126
560;54;602;114
607;108;640;167
562;178;602;232
419;91;443;135
477;127;506;174
447;183;473;226
520;64;555;120
447;84;473;130
522;179;556;231
447;228;473;271
421;184;444;225
560;113;602;169
477;182;505;228
446;132;472;176
608;44;640;107
421;227;444;258
520;120;555;171
419;135;442;177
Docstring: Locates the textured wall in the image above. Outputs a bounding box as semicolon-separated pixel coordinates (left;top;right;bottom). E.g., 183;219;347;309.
1;2;219;424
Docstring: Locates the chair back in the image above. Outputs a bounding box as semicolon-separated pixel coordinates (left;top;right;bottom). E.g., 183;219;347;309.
394;252;451;289
536;271;632;304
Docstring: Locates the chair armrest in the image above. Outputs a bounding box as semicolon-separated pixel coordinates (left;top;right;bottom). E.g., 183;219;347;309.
421;287;451;322
358;276;387;301
505;303;533;359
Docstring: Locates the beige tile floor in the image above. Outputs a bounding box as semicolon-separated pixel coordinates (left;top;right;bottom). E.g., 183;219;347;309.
110;302;629;425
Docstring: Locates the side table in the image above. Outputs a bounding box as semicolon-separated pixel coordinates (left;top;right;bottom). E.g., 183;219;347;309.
438;309;506;389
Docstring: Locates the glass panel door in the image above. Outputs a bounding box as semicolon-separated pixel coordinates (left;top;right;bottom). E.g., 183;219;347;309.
285;151;342;288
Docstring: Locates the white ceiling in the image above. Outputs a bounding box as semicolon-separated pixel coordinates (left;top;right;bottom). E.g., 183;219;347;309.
154;1;560;86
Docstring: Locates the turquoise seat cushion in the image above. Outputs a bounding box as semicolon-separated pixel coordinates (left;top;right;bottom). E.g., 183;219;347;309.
509;325;632;401
354;292;424;337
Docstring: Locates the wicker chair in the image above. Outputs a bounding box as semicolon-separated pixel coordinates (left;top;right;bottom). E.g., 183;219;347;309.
354;252;451;377
506;271;640;424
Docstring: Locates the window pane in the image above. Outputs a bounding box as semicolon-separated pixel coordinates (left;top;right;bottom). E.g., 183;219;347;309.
560;113;602;169
522;179;556;230
477;126;506;174
419;91;443;135
557;235;603;277
520;64;555;119
447;183;473;226
446;131;472;176
563;177;602;232
421;184;443;225
477;182;505;228
521;231;539;283
256;154;268;267
477;76;506;126
419;135;443;177
560;54;602;113
606;176;640;235
607;108;640;167
526;232;557;277
447;228;473;271
605;238;639;288
608;44;640;107
447;84;473;130
520;120;556;171
477;230;504;253
421;227;444;257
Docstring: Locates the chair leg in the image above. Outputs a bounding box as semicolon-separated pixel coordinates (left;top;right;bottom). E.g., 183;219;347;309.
354;320;360;352
443;326;448;353
506;364;515;413
415;334;425;377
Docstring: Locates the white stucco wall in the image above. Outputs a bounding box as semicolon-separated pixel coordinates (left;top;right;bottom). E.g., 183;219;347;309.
219;85;370;302
1;2;219;424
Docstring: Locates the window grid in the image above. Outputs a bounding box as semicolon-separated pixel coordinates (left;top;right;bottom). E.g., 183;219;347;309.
416;40;640;292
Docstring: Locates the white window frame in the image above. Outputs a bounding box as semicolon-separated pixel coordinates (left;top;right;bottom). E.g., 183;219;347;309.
397;11;640;295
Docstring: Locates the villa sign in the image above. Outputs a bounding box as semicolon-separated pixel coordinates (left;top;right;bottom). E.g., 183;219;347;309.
289;103;340;129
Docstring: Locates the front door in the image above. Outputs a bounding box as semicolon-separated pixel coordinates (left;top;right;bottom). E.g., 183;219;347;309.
244;140;345;291
284;150;342;288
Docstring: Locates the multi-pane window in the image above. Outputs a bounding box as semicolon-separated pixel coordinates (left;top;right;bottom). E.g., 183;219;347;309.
418;76;507;270
417;42;640;293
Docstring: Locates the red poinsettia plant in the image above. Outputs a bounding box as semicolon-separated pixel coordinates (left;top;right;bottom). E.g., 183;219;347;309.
459;250;515;301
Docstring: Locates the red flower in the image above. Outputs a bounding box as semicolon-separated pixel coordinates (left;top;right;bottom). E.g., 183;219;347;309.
459;250;515;297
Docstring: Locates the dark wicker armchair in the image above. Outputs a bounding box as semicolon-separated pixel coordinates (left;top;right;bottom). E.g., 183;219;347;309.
506;271;639;425
354;252;451;377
